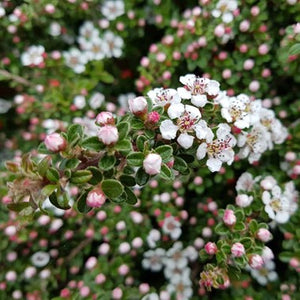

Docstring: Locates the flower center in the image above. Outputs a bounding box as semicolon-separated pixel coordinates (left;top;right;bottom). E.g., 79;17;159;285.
207;137;232;157
177;112;198;131
270;199;281;212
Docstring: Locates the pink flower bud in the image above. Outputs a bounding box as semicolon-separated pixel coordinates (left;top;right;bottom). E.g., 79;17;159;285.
240;20;250;32
147;111;160;124
231;242;245;257
85;257;97;270
204;242;217;255
249;80;260;92
235;194;253;207
86;189;106;208
223;209;236;226
214;24;225;37
112;287;123;299
244;59;255;70
249;254;264;269
258;44;269;55
143;153;162;175
98;125;119;145
139;283;150;294
96;112;114;126
256;228;272;242
128;96;148;116
44;133;67;152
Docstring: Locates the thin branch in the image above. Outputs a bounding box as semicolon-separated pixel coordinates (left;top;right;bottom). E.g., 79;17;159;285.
64;238;93;263
0;69;32;86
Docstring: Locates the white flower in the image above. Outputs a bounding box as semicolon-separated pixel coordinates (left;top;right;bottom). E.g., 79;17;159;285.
147;88;181;107
163;242;188;270
236;172;255;192
63;48;88;73
147;229;161;248
250;260;278;286
162;216;182;240
196;123;236;172
118;93;136;110
103;31;124;58
259;108;288;144
167;279;193;299
220;94;261;129
73;117;99;136
183;246;198;262
89;92;105;109
0;5;5;18
141;293;160;300
237;124;271;163
21;45;45;66
49;22;61;37
142;248;166;272
177;74;220;106
212;0;238;23
78;21;99;45
262;186;290;223
31;251;50;268
143;153;162;175
85;38;109;61
101;0;125;20
0;98;12;113
73;95;86;109
164;266;191;285
160;104;211;149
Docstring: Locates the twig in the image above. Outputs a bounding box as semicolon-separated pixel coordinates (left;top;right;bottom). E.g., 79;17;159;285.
0;69;32;86
65;238;93;263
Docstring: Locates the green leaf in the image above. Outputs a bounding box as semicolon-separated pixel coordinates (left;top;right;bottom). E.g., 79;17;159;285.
288;43;300;56
37;143;52;154
215;223;228;235
37;156;51;176
136;135;147;152
159;164;174;180
115;139;132;152
98;71;114;83
87;166;103;185
117;122;130;140
145;129;155;139
249;219;258;234
279;251;294;263
124;187;137;205
49;192;70;210
59;158;81;170
70;170;93;184
173;156;189;174
131;118;144;129
135;167;150;186
7;202;31;212
67;124;83;142
41;185;57;197
240;237;253;249
120;175;136;186
126;152;144;166
46;168;60;182
76;191;92;213
99;155;116;171
81;137;104;151
234;222;246;232
155;145;173;162
101;179;124;199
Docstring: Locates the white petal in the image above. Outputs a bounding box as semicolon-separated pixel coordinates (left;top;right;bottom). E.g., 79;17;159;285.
160;120;178;140
191;95;207;107
196;143;207;160
177;133;194;149
207;158;222;172
185;104;201;119
167;103;185;119
177;87;191;99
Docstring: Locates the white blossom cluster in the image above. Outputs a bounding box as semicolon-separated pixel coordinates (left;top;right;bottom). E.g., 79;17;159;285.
212;0;238;23
148;74;288;172
63;21;123;73
236;172;298;224
142;242;197;300
21;45;45;66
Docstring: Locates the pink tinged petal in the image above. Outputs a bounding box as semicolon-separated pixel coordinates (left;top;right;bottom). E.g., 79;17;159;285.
177;133;194;149
196;143;207;160
177;87;192;99
167;103;185;119
207;158;222;172
191;94;208;107
160;120;178;140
